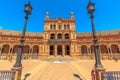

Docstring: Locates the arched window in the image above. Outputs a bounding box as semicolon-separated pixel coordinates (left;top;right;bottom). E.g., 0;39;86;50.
50;34;55;39
65;34;69;39
64;25;66;29
50;24;52;30
54;24;56;30
58;34;62;39
67;25;70;29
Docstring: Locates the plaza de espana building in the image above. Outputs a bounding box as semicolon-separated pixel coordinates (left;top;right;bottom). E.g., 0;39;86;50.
0;12;120;60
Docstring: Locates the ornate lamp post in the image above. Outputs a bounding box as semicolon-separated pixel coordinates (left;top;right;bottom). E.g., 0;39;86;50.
87;1;105;80
12;1;32;80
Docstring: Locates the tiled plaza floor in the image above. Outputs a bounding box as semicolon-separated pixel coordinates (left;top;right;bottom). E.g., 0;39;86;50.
30;62;83;80
0;58;120;80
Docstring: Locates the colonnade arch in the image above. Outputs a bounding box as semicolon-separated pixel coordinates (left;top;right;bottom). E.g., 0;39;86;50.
49;45;70;56
0;44;40;54
65;45;70;55
33;45;39;54
81;45;87;54
1;44;10;53
100;45;108;54
23;45;30;53
111;44;119;53
57;45;62;55
80;44;120;54
50;45;54;55
13;45;18;53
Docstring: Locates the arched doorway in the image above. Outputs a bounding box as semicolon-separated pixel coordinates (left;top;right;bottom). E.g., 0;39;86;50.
100;45;108;54
111;44;119;53
50;45;54;55
13;45;18;54
65;45;70;55
57;45;62;55
23;45;30;54
81;45;87;54
32;45;39;59
33;45;39;54
1;44;10;53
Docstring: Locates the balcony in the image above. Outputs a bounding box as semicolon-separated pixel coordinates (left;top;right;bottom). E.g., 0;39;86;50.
48;39;71;42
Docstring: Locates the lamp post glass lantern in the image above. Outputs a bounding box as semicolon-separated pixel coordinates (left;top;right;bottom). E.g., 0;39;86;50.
87;1;103;68
13;1;32;67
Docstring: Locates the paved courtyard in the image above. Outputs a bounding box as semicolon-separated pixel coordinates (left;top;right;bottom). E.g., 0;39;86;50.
0;57;120;80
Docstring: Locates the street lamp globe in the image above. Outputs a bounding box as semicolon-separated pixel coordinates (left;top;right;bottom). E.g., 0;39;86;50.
24;2;32;15
87;2;95;14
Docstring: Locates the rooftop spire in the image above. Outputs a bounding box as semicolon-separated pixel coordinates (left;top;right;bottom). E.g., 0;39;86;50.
70;12;74;19
46;12;49;19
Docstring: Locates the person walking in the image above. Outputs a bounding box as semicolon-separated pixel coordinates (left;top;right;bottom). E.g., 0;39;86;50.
91;69;96;80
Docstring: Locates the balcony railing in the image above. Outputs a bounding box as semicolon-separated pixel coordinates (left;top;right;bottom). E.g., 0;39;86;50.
0;70;15;80
101;71;120;80
48;39;70;42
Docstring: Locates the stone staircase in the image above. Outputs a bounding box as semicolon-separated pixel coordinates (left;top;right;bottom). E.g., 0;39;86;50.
39;56;80;62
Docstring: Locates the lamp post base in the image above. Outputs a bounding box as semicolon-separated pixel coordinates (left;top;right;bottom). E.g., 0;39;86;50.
95;68;106;80
11;67;23;80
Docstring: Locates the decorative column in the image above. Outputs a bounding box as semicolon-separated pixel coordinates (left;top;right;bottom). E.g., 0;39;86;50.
62;45;65;57
108;46;112;54
107;47;110;54
48;45;50;56
87;47;90;54
54;44;57;57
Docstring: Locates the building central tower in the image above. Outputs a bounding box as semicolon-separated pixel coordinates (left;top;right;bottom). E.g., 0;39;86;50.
41;12;78;57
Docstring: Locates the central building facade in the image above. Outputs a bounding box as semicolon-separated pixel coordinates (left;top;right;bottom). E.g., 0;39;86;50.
42;12;78;57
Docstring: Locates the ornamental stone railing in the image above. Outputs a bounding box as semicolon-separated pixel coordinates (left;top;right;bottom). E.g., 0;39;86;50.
48;39;71;42
101;71;120;80
0;70;15;80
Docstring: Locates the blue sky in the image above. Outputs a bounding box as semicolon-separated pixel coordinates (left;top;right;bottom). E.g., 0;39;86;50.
0;0;120;32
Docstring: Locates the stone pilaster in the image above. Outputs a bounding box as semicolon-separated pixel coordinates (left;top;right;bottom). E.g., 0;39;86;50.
62;45;65;57
54;45;57;57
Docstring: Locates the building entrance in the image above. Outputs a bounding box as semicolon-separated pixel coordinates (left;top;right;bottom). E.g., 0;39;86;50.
50;46;54;55
65;46;70;55
57;45;62;55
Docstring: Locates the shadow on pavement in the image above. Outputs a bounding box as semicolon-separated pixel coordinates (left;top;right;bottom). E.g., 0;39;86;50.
23;73;31;80
73;73;83;80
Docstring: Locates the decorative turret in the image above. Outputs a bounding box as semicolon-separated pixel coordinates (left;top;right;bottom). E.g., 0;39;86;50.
45;12;49;19
70;12;74;19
